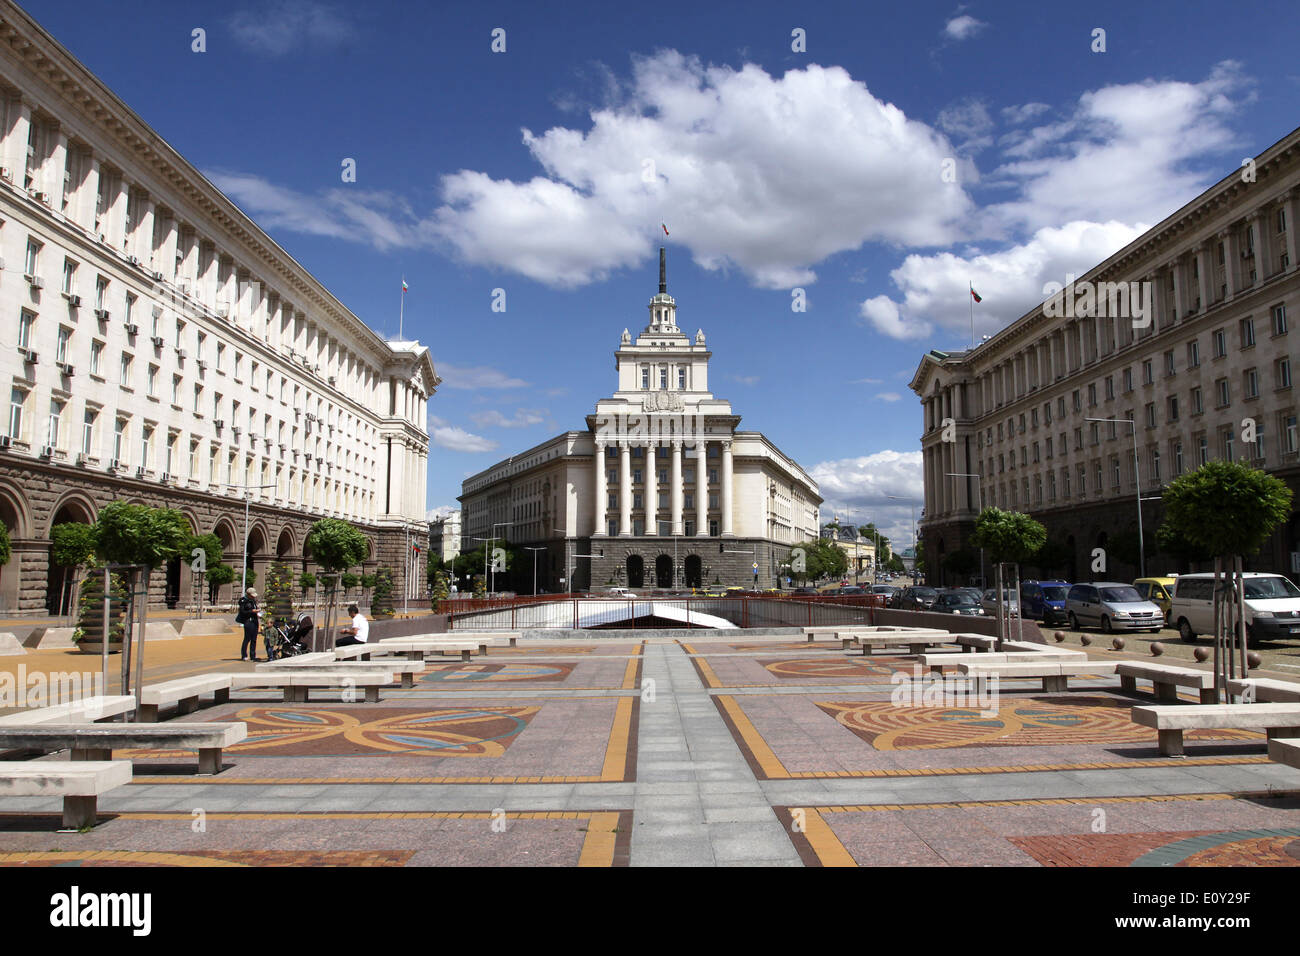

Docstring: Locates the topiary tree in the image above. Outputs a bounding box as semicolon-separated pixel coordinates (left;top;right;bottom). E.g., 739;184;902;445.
1161;460;1293;696
372;566;395;617
971;508;1048;639
206;562;235;603
305;518;369;650
432;569;450;607
264;561;295;624
360;573;377;607
299;571;317;596
50;522;97;620
72;570;128;647
340;572;360;600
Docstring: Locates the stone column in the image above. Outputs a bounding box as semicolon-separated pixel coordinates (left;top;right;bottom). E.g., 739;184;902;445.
721;439;734;536
619;441;632;536
1221;230;1238;300
1250;212;1270;285
670;441;683;535
644;442;656;535
593;441;606;535
1194;243;1210;312
1282;190;1299;274
695;440;709;535
1170;260;1185;321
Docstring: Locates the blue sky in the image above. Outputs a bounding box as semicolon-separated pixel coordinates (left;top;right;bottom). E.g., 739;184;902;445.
23;0;1300;544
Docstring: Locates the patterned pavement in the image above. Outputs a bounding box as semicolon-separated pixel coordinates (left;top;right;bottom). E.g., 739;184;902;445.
3;633;1300;866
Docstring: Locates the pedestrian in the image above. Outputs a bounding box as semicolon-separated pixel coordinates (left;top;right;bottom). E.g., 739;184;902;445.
237;587;261;661
336;603;369;647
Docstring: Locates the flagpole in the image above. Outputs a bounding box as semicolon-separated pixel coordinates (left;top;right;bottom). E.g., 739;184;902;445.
399;276;405;340
969;281;974;349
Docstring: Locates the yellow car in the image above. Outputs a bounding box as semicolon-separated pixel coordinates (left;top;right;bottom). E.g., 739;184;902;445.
1132;576;1177;624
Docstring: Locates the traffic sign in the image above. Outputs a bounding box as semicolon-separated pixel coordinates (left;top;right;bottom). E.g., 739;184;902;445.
752;562;758;572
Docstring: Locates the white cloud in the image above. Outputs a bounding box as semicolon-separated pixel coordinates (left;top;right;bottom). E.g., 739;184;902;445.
427;505;459;520
227;1;353;56
850;377;883;385
1001;102;1051;125
875;392;902;402
937;98;994;152
943;15;987;41
428;415;497;453
470;408;547;429
729;375;760;386
810;449;924;544
436;364;529;390
861;219;1148;342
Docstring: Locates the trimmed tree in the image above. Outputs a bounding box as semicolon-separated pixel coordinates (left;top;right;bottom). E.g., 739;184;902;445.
50;522;97;620
340;572;360;601
1160;460;1293;697
72;570;128;647
304;518;369;650
206;563;235;603
264;561;295;624
372;566;395;617
971;508;1048;639
299;571;317;597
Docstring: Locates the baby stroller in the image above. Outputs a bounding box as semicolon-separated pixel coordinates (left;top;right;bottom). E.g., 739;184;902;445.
265;613;313;660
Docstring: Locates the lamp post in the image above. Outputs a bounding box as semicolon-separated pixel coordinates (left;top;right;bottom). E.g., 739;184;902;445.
226;482;277;594
886;494;919;580
946;472;985;587
525;546;545;595
1086;417;1144;578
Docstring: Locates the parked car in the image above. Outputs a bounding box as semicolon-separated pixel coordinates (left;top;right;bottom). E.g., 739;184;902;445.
954;587;984;603
1066;582;1162;633
605;587;638;598
1170;571;1300;645
932;590;986;616
897;586;939;611
1132;576;1178;624
981;588;1021;617
838;586;866;595
1021;580;1071;625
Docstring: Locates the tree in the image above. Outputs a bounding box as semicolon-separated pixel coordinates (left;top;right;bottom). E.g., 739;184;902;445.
1162;461;1293;696
372;566;395;617
73;571;128;646
0;521;10;568
304;518;369;649
431;569;450;606
360;572;377;606
299;571;317;596
206;563;235;603
264;561;295;624
50;522;96;619
942;547;978;581
340;572;360;599
1032;538;1073;577
970;508;1047;565
185;533;223;613
1155;520;1207;570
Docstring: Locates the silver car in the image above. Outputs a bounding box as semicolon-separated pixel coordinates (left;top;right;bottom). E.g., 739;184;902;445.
980;588;1020;617
1066;582;1162;633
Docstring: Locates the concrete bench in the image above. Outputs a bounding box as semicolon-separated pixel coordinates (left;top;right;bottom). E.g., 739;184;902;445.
955;635;998;653
0;722;247;775
922;649;1086;673
268;652;336;665
1118;662;1216;704
957;660;1118;692
1000;640;1056;653
0;760;133;828
139;676;233;722
1227;678;1300;703
0;695;136;726
370;638;504;662
1131;703;1300;756
227;670;394;703
1268;737;1300;770
447;630;520;647
805;627;952;654
258;658;426;688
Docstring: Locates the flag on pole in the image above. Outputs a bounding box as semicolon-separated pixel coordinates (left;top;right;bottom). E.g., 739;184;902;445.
402;279;409;292
661;223;670;236
970;288;982;303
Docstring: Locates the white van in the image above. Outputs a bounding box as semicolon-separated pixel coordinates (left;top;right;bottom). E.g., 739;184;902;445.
1170;572;1300;645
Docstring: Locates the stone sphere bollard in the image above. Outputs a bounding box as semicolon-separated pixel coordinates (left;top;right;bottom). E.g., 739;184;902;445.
1053;631;1066;643
1151;642;1164;656
1080;634;1092;646
1112;637;1125;651
1193;647;1210;663
1247;651;1262;669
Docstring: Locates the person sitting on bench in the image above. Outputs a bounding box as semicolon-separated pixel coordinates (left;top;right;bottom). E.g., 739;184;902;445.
336;605;370;647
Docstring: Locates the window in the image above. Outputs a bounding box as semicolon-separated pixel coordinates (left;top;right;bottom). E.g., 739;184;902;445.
1164;350;1175;376
1063;468;1071;497
6;387;24;440
1286;416;1298;454
641;366;649;389
659;366;667;389
1152;447;1161;482
119;353;133;387
1072;390;1081;411
1167;396;1179;421
1245;368;1260;399
1187;340;1200;367
125;293;136;327
1212;328;1227;358
1198;436;1209;466
62;258;76;295
1104;376;1114;400
1122;368;1133;393
216;342;225;371
1174;441;1184;475
1145;403;1157;428
1273;304;1288;336
95;276;107;312
1090;422;1100;445
171;375;181;406
234;352;243;380
1112;457;1121;489
56;327;70;364
1057;396;1066;417
18;309;34;348
1254;422;1265;461
147;364;158;397
140;426;153;469
1087;384;1097;407
1079;465;1087;496
1045;436;1053;459
1074;427;1083;450
1216;378;1230;407
24;237;40;276
1223;429;1234;462
81;408;96;456
1044;402;1052;425
1279;358;1293;389
90;341;104;376
1191;386;1203;415
1240;317;1255;348
1141;359;1154;385
678;367;686;390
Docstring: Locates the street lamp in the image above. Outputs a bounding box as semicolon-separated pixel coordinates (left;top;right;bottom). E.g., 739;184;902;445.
946;472;985;587
1086;417;1144;578
886;495;919;580
525;546;545;595
226;482;277;594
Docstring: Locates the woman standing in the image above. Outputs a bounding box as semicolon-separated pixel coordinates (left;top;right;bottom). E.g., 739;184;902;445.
237;587;261;661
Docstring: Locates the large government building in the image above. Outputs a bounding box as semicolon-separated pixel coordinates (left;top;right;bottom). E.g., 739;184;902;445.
912;126;1300;584
460;250;822;592
0;2;436;613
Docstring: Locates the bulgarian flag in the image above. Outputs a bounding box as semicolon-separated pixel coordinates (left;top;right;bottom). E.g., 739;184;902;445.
662;223;670;236
402;279;409;292
970;287;982;303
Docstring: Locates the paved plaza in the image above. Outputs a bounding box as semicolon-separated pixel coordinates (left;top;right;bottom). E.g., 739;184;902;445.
3;629;1300;867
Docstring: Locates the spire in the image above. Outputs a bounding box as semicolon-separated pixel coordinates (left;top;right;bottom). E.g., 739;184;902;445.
658;246;667;295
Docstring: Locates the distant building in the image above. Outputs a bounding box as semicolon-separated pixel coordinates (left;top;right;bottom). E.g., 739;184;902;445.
428;510;461;564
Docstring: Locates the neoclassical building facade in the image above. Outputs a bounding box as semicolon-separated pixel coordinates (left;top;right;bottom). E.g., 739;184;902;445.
460;250;822;591
912;125;1300;584
0;3;435;613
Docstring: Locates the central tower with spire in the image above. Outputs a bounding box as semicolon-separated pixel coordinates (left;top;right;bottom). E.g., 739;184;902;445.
646;246;680;334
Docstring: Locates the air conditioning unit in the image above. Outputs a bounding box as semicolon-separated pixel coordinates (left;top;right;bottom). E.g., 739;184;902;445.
124;323;139;336
0;435;10;449
135;466;146;478
161;472;171;483
178;282;190;295
65;293;81;307
58;362;73;376
128;255;141;267
94;309;110;321
150;335;164;347
18;347;37;364
315;457;323;465
75;452;87;466
38;445;53;459
34;191;50;205
108;457;120;471
213;419;224;429
300;357;311;369
0;166;12;182
24;273;41;287
196;359;207;370
328;376;336;386
151;271;163;282
175;348;187;360
216;304;229;318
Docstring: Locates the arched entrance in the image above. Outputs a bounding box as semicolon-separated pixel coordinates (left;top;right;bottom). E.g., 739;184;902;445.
626;555;644;589
685;554;702;590
45;498;96;616
1065;535;1078;583
655;554;673;588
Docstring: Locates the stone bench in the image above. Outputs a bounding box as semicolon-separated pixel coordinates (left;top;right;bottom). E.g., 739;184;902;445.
0;760;133;828
0;696;136;726
1268;737;1300;770
227;670;394;703
955;635;998;652
956;660;1119;692
448;630;520;647
367;638;504;662
138;676;233;722
270;651;336;665
1119;662;1217;704
1131;703;1300;757
258;658;426;689
1227;678;1300;703
922;649;1086;673
0;722;247;775
1000;640;1056;653
807;628;952;655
